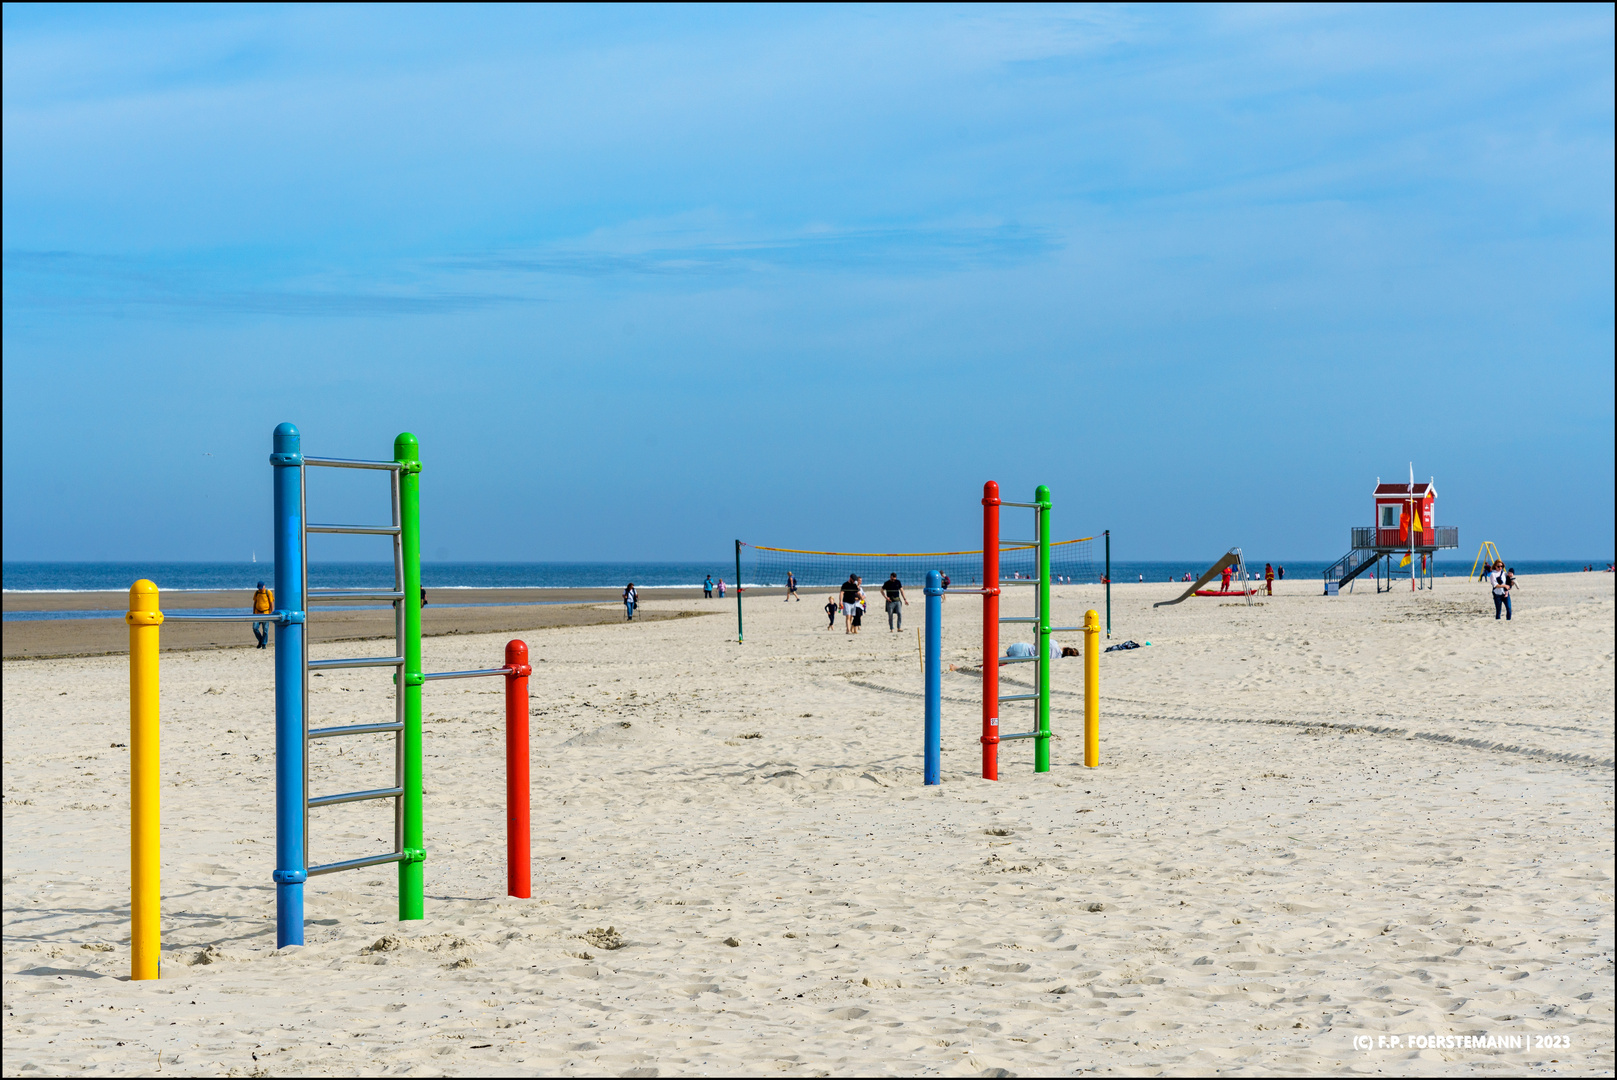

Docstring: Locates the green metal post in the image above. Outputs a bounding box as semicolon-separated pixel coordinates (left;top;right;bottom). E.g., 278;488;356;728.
1104;529;1111;638
734;539;744;644
396;432;425;921
1035;484;1052;773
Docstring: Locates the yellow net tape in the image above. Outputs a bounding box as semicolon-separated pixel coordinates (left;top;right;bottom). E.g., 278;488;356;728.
748;537;1095;557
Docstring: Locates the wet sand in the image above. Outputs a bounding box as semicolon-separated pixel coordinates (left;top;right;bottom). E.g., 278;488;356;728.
1;596;722;660
3;587;734;612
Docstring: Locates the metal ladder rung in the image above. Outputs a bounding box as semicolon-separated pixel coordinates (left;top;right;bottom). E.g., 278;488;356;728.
308;590;404;601
308;851;405;877
1000;616;1038;623
999;580;1040;586
163;613;276;623
307;655;404;670
1000;656;1038;664
1000;500;1041;508
998;693;1037;702
308;721;404;740
307;523;401;535
999;731;1042;740
308;786;403;809
302;456;403;471
420;667;512;682
1001;539;1039;546
1048;625;1084;632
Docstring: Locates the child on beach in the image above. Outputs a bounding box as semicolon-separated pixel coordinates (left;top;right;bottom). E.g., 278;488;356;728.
825;595;838;629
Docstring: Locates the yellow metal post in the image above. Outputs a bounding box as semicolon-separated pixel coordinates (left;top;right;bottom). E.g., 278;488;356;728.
1083;609;1100;767
127;580;163;981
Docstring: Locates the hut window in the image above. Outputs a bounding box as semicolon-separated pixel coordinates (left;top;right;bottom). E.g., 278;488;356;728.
1379;504;1400;528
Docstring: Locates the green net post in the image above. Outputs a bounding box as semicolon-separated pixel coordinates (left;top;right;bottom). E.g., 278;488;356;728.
1035;484;1052;773
396;432;425;921
734;539;744;644
1104;529;1111;638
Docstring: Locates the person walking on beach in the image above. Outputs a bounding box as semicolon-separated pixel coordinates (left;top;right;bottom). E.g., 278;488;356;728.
251;581;274;649
1278;565;1285;581
824;594;839;630
717;578;726;599
786;570;799;601
881;573;908;631
623;582;638;621
703;575;714;599
840;574;861;635
1489;560;1511;620
1220;564;1234;592
1264;562;1274;596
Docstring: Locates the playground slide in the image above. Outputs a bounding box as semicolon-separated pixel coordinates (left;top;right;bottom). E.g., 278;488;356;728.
1154;551;1240;608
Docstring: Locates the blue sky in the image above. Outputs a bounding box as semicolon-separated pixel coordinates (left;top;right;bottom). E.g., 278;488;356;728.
3;4;1612;563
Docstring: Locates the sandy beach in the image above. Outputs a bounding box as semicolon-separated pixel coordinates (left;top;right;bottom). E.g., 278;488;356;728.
3;572;1612;1075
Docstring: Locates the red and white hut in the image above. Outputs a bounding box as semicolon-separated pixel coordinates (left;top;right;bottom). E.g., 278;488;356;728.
1373;480;1435;549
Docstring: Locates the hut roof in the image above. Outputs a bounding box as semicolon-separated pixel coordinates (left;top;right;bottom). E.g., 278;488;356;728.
1374;482;1434;498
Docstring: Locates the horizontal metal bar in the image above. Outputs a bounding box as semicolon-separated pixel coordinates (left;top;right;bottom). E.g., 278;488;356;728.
999;579;1040;586
306;523;401;536
308;591;405;602
307;655;405;671
998;693;1038;702
1000;655;1039;664
1001;539;1040;546
162;613;283;623
302;456;403;471
420;667;514;682
1000;616;1038;623
1000;500;1042;508
1048;626;1085;633
308;721;405;740
999;731;1041;740
307;851;405;877
307;785;404;809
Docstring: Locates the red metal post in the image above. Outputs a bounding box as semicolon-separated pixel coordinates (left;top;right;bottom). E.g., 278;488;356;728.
504;640;532;899
981;481;1001;781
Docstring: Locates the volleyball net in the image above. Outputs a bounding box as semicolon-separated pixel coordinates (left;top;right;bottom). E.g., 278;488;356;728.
744;536;1100;591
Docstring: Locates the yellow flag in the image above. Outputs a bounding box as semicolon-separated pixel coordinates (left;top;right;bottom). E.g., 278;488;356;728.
1399;553;1413;567
1412;507;1423;533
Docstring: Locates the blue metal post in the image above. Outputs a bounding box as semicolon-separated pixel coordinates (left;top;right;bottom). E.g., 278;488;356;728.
270;423;306;946
924;570;942;785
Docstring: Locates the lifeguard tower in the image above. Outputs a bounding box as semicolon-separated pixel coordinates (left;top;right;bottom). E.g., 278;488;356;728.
1323;473;1459;593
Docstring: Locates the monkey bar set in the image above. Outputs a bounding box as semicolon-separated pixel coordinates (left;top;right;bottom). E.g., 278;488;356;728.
126;423;533;981
921;482;1101;785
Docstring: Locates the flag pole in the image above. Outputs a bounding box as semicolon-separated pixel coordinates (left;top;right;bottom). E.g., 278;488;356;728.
1408;462;1416;593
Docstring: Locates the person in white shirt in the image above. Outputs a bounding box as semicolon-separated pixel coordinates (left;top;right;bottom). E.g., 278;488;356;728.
1489;560;1511;621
